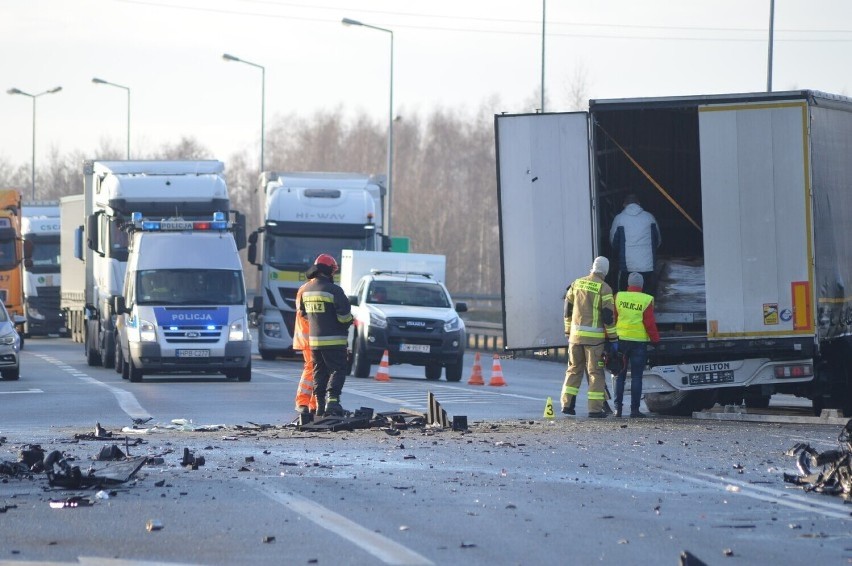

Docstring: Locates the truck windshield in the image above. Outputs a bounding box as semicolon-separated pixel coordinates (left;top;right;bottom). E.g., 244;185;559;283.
265;235;369;269
136;269;244;306
374;281;451;308
0;237;18;271
30;239;60;268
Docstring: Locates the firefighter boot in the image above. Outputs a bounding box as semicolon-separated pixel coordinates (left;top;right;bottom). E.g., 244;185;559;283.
325;396;344;417
315;398;326;419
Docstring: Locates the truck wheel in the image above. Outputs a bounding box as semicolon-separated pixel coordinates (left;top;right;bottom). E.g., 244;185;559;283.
644;390;718;416
351;337;371;378
2;367;20;381
128;358;143;382
445;358;464;382
743;393;771;409
101;333;115;369
425;363;442;381
259;349;276;361
121;354;129;380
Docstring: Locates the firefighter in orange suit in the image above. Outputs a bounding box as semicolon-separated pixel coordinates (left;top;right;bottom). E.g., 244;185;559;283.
294;281;318;415
561;256;618;418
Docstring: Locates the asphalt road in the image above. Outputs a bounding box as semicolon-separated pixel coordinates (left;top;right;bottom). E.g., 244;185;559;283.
1;338;850;565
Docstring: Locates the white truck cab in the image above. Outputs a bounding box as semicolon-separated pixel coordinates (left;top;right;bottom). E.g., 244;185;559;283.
114;213;251;382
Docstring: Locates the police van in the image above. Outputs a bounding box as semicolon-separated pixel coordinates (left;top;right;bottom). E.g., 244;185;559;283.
114;213;252;382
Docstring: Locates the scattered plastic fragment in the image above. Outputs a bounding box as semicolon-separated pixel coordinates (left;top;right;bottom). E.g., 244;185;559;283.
262;536;276;543
146;519;164;531
49;496;93;509
784;418;852;499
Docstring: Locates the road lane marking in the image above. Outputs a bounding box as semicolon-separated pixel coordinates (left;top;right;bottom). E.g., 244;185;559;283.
37;354;152;421
256;484;433;565
0;388;43;394
623;455;852;521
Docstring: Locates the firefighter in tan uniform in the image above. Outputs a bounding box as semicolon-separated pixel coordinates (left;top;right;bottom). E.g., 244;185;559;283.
561;256;618;418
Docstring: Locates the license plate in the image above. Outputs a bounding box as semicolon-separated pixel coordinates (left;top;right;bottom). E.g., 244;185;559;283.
400;344;430;353
177;349;210;358
688;370;734;385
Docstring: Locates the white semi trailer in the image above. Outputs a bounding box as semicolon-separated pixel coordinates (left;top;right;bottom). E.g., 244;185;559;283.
496;90;852;416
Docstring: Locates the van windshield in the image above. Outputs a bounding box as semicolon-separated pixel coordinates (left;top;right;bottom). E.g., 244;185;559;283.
136;269;244;306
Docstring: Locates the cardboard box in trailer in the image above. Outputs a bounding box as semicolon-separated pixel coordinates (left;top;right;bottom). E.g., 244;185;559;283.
495;90;852;416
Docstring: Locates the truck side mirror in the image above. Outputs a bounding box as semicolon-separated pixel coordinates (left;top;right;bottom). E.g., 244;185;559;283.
381;235;392;252
113;295;126;315
22;239;33;260
348;295;360;307
86;213;103;256
247;241;257;265
251;295;262;314
74;225;84;261
232;211;247;251
23;258;33;269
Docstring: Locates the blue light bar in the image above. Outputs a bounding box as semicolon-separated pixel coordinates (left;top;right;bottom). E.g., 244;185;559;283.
213;211;225;222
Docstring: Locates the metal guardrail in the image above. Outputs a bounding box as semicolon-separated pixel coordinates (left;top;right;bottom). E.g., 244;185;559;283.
465;321;503;352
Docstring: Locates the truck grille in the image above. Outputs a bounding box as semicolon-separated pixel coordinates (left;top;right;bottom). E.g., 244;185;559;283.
162;325;223;344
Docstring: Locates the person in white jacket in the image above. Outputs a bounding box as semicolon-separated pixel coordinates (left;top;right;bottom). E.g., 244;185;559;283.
610;194;661;295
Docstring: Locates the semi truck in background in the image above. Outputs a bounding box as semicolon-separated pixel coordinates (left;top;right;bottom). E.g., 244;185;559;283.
0;189;25;346
60;194;85;344
247;171;389;360
112;212;251;382
495;90;852;416
21;201;64;337
71;160;245;369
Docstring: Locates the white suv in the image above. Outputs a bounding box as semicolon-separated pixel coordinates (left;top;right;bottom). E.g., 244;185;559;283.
347;271;467;381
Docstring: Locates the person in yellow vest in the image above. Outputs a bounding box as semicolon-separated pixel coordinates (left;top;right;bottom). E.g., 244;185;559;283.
613;272;660;418
562;256;618;418
293;280;318;415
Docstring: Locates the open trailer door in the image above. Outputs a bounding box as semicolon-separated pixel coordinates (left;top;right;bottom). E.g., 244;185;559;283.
698;100;814;339
495;112;594;351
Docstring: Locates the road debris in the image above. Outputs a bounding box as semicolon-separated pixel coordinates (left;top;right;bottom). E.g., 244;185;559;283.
146;519;164;531
49;496;94;509
783;418;852;499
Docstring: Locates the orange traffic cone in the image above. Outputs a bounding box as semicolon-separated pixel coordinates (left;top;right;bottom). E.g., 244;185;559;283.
488;354;507;386
375;350;391;382
467;352;485;385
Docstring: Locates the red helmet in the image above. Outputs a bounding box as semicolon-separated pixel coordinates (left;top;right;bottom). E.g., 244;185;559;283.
314;253;339;274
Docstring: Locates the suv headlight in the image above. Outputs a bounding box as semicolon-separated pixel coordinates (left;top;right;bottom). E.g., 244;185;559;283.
444;316;461;332
229;318;248;341
369;310;387;329
0;331;17;345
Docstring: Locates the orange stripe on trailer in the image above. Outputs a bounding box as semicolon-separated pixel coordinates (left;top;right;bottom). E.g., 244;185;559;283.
792;281;812;331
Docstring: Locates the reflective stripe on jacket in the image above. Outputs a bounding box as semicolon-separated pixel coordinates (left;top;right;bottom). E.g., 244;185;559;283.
615;290;652;341
298;275;353;349
564;274;616;345
293;284;310;351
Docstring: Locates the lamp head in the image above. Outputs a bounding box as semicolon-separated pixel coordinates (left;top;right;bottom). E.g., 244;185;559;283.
7;88;23;95
222;53;240;62
92;78;107;84
341;17;362;26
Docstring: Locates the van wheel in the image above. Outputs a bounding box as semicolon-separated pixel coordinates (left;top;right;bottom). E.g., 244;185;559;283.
259;349;276;361
230;362;252;382
128;358;143;382
121;354;130;380
114;341;124;374
351;337;371;378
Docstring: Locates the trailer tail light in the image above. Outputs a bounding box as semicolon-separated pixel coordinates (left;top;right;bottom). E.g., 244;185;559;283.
774;363;813;378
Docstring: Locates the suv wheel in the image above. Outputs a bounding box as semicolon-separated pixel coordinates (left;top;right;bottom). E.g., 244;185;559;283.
425;363;442;381
352;336;371;378
445;357;464;382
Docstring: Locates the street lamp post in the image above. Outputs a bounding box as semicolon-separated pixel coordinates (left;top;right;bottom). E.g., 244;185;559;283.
222;53;265;172
342;17;395;237
6;86;62;200
92;78;131;159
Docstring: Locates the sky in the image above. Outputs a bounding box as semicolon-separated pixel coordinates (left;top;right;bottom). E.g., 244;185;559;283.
2;0;852;173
